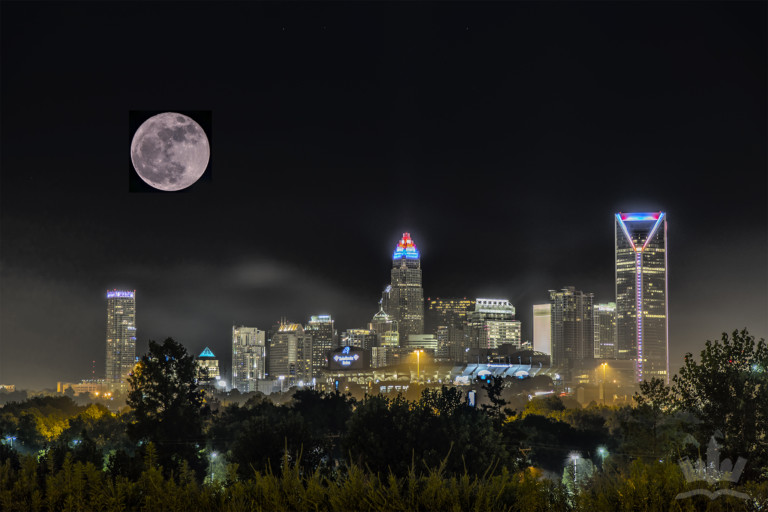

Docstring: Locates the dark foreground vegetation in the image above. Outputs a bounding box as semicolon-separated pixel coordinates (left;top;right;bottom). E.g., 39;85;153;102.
1;329;766;511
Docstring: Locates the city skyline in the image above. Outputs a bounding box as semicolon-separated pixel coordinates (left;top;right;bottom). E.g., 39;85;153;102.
1;2;766;389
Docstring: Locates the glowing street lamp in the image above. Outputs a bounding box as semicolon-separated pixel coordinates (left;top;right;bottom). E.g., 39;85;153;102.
569;452;581;485
597;446;608;469
5;436;16;448
414;350;423;383
210;451;217;484
601;362;608;405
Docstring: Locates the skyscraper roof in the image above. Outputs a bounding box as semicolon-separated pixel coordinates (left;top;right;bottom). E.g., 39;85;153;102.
616;212;666;252
199;347;215;358
393;232;420;260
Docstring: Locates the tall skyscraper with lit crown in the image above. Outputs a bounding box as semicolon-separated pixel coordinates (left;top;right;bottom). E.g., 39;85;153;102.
105;289;136;392
383;233;424;339
305;315;336;376
615;212;669;383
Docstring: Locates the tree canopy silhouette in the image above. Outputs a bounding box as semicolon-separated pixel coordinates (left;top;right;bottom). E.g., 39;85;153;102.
127;337;209;478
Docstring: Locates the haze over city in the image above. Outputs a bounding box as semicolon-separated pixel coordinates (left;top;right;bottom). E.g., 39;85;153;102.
1;2;766;390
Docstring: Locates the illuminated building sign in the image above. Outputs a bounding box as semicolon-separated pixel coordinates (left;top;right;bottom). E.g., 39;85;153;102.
329;346;365;370
393;232;420;260
107;290;134;299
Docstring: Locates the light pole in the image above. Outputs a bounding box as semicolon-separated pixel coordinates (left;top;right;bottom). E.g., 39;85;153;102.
414;350;423;384
569;452;580;487
601;363;607;405
210;451;217;484
5;436;16;449
597;447;608;470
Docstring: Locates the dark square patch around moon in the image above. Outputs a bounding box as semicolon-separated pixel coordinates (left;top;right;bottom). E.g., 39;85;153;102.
129;110;213;193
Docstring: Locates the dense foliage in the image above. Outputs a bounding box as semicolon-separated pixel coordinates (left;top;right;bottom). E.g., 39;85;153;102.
0;329;765;510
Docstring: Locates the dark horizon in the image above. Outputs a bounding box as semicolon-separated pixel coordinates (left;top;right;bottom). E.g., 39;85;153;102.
1;1;766;389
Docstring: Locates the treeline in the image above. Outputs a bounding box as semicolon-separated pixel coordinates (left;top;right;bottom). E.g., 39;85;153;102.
0;329;766;511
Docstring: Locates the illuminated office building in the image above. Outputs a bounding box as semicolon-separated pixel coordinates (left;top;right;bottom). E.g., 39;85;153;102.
466;299;521;354
593;303;617;359
425;297;474;360
615;212;669;383
341;329;377;351
231;326;266;392
105;289;136;393
371;306;399;347
269;323;313;385
196;347;220;384
549;287;594;367
532;304;552;355
305;315;336;378
383;233;424;339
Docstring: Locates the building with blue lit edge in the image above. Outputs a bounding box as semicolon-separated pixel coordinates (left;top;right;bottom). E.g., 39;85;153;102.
615;212;669;383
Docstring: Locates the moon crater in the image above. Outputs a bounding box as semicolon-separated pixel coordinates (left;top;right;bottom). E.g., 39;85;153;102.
130;112;210;191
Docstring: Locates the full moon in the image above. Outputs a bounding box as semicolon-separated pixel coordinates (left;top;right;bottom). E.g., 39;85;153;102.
130;112;210;191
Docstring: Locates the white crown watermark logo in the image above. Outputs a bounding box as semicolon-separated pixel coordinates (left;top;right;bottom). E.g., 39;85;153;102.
675;434;749;501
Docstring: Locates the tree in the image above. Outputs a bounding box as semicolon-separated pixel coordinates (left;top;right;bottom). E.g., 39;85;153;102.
672;329;768;477
480;376;510;428
127;337;209;479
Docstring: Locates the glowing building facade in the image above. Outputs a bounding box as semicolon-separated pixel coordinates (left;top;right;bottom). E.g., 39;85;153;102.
105;290;136;393
593;303;617;359
532;304;552;355
371;306;399;347
269;322;313;385
549;287;594;367
231;326;266;392
466;299;521;355
615;212;669;383
383;233;424;339
305;315;336;378
425;297;474;360
341;329;377;351
196;347;221;384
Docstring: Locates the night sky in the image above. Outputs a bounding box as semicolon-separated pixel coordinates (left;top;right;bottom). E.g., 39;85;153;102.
1;2;765;389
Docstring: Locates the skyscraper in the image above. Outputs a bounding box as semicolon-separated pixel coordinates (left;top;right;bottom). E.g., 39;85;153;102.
305;315;336;377
231;326;265;392
383;233;424;339
425;297;474;360
105;289;136;393
269;322;313;385
615;212;669;383
466;299;521;352
532;304;552;355
593;303;617;359
196;347;220;384
370;306;398;347
549;287;594;367
341;329;377;351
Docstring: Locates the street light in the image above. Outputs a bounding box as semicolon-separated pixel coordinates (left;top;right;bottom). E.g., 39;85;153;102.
5;436;16;448
210;451;217;484
414;350;423;384
597;446;608;469
569;452;580;486
601;362;608;405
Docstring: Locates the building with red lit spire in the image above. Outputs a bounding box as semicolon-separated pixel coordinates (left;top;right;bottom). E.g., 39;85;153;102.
383;233;425;341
